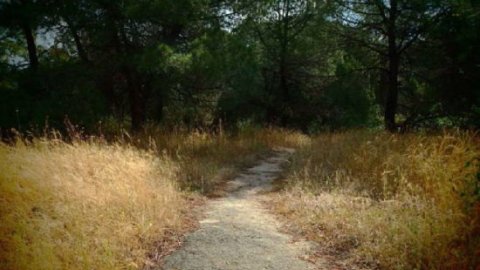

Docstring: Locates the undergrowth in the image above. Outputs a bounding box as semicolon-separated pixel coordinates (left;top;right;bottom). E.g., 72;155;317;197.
130;126;310;194
0;127;306;269
272;131;480;269
0;139;184;270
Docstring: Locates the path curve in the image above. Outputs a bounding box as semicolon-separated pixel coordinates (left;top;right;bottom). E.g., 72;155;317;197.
161;148;318;270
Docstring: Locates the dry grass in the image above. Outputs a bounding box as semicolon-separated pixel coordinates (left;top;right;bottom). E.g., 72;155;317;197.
0;138;186;270
272;131;480;269
0;127;307;269
131;126;310;194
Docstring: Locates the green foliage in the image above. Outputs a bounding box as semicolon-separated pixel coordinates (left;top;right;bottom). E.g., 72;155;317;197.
0;62;107;133
0;0;479;133
322;58;376;129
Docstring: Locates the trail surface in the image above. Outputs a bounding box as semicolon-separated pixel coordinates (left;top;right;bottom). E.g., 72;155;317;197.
161;148;319;270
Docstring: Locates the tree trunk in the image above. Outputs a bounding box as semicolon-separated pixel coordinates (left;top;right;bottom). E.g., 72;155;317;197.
66;20;90;63
21;23;38;70
124;69;146;132
385;53;399;132
384;0;399;132
97;74;117;114
279;61;289;126
279;0;290;126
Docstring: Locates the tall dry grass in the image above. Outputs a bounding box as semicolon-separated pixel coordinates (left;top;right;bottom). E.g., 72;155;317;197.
272;131;480;269
0;127;307;269
0;139;185;270
130;126;310;193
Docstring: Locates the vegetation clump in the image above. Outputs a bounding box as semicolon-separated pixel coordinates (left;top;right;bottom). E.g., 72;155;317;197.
272;131;480;269
0;128;307;269
0;138;184;269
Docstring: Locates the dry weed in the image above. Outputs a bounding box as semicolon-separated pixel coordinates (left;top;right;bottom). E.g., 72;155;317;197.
0;139;184;270
0;127;306;269
272;131;480;269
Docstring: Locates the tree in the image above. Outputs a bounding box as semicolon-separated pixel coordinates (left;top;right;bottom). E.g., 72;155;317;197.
335;0;446;131
419;0;480;128
0;0;45;70
231;0;328;126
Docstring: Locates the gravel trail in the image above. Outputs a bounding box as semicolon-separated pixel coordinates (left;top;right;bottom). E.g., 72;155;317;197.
161;148;320;270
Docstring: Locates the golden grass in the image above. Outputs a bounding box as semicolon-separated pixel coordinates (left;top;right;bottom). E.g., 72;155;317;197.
0;139;185;270
0;127;307;269
132;127;310;193
272;131;480;269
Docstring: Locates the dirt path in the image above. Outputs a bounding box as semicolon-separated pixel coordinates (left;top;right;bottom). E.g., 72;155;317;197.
161;148;320;270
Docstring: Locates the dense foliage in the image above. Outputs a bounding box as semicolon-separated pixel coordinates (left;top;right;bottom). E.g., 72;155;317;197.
0;0;479;133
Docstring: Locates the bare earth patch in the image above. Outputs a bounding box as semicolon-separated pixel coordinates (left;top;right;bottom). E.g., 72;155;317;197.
160;148;324;270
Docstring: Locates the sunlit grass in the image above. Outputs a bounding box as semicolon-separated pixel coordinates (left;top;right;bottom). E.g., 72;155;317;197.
272;131;480;269
132;126;310;193
0;127;307;269
0;139;185;270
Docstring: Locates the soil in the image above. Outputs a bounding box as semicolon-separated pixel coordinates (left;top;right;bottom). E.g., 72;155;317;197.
160;148;325;270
